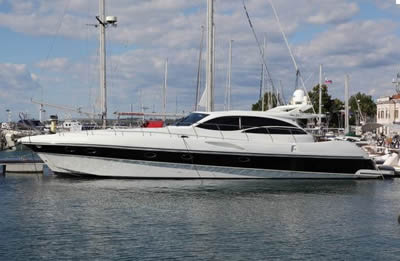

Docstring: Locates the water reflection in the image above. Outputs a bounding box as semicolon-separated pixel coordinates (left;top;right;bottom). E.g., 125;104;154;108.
1;174;400;260
53;176;364;195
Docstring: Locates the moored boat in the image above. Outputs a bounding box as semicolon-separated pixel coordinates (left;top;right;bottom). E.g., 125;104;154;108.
19;110;392;179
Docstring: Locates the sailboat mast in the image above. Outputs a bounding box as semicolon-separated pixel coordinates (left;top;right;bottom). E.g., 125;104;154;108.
163;59;168;122
261;36;266;111
227;39;233;110
344;75;350;134
318;64;322;126
206;0;214;112
99;0;107;128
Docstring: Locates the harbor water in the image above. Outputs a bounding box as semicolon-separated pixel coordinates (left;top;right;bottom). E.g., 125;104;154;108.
1;174;400;260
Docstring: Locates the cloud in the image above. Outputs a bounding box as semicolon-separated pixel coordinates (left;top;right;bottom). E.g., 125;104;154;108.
290;18;400;100
0;63;40;91
307;2;359;24
296;20;400;67
0;63;41;118
374;0;395;9
35;57;69;71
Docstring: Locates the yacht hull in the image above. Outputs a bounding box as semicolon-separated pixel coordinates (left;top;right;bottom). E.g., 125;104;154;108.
20;119;388;180
37;152;382;179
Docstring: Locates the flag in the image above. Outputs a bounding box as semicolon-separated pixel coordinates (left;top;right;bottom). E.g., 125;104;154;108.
325;77;333;84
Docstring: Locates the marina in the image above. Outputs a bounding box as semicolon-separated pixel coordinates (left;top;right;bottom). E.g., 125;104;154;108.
1;0;400;259
10;0;397;180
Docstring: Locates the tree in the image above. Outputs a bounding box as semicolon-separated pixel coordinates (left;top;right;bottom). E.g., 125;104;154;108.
307;85;348;128
349;92;376;125
252;92;278;111
307;84;332;115
327;98;344;128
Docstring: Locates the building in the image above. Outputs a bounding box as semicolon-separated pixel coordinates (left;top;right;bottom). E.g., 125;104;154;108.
376;94;400;136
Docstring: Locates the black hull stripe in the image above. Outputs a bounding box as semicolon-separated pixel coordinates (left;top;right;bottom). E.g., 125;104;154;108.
25;144;376;174
25;142;366;160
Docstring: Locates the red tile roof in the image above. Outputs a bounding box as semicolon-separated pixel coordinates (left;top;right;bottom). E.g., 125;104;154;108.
392;94;400;99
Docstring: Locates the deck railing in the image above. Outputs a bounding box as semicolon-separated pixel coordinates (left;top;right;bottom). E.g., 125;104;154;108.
54;124;308;144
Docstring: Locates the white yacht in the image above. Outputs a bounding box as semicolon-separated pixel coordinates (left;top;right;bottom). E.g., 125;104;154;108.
18;110;391;179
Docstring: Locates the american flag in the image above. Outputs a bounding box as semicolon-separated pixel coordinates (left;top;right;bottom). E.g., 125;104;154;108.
325;78;333;84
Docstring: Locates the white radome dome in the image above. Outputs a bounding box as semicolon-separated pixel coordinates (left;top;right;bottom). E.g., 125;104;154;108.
292;89;305;104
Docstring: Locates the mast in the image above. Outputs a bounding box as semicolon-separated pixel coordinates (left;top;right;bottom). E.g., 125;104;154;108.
225;39;233;111
96;0;117;128
206;0;214;112
99;0;106;128
318;64;322;126
279;80;286;105
261;36;266;111
344;75;350;134
39;104;44;122
163;59;168;122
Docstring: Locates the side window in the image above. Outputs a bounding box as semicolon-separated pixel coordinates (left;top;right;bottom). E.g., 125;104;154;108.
241;116;295;129
290;128;307;135
175;113;209;126
197;116;240;131
243;127;268;134
268;127;292;135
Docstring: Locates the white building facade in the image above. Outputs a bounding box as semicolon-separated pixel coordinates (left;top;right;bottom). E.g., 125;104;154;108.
376;94;400;136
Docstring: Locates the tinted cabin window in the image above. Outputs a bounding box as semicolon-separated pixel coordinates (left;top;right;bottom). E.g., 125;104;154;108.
244;127;307;135
197;116;240;131
268;127;292;135
290;128;307;135
243;128;268;134
175;113;209;126
241;116;295;129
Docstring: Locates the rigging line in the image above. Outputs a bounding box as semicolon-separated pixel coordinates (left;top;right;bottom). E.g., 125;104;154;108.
39;0;72;102
86;0;98;118
295;69;299;90
268;0;316;113
304;71;315;85
106;28;114;105
241;0;276;93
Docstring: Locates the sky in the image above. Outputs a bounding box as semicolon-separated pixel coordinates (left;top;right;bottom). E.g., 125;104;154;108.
0;0;400;122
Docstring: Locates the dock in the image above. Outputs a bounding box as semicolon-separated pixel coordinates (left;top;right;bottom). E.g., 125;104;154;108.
0;159;44;174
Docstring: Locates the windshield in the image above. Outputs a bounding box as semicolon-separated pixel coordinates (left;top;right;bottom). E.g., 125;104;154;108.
174;113;209;126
